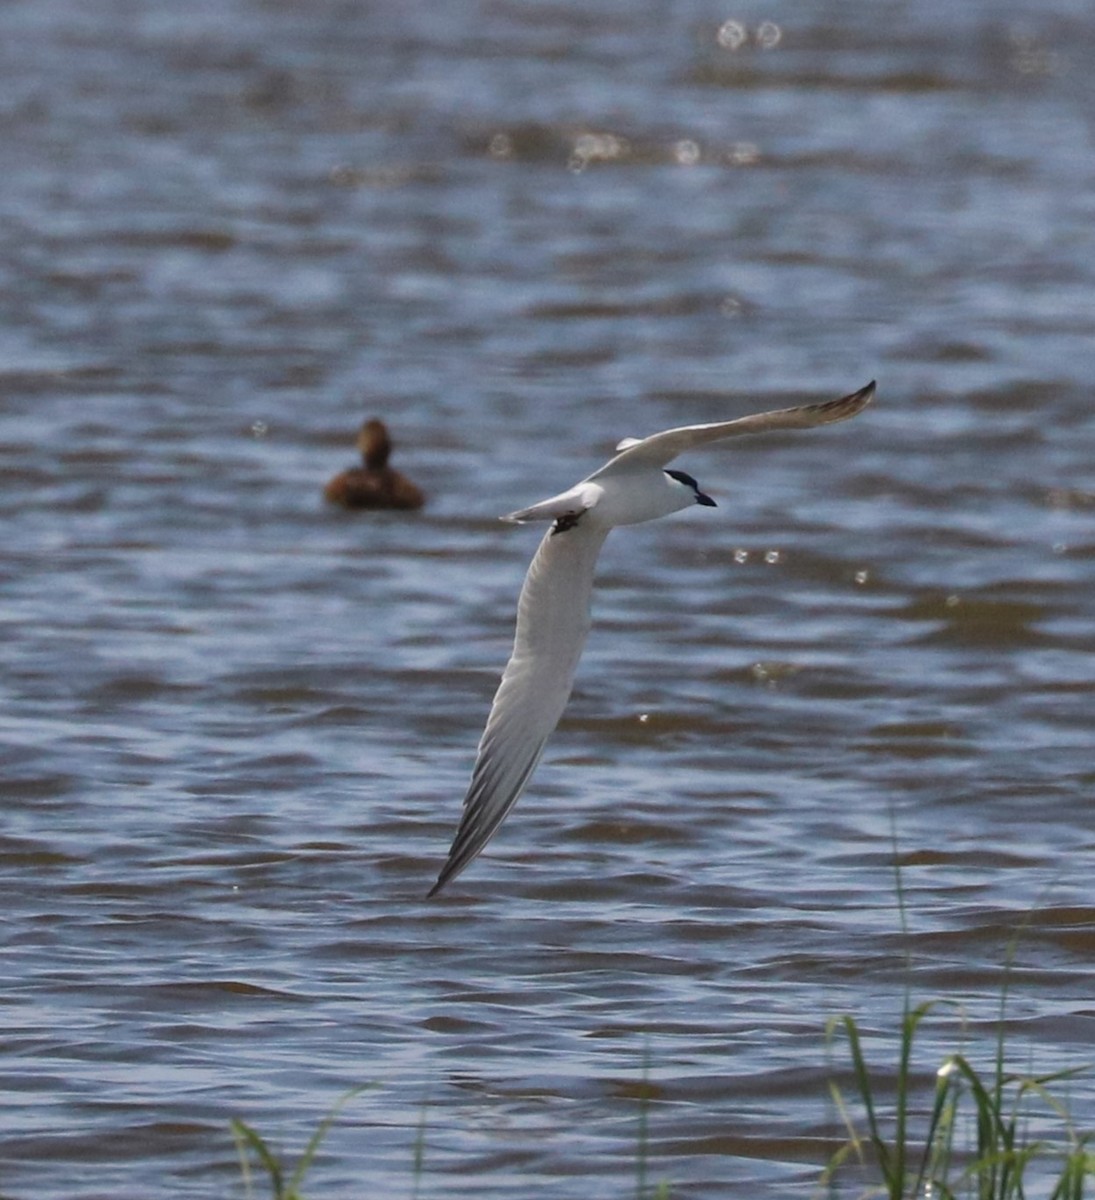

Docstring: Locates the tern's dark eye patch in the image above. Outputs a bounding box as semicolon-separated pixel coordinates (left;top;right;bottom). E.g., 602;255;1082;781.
665;468;700;491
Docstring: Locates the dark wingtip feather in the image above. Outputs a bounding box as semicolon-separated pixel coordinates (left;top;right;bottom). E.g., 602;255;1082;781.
426;858;459;898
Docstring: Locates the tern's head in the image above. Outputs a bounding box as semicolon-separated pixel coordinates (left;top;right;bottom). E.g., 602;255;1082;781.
665;468;717;508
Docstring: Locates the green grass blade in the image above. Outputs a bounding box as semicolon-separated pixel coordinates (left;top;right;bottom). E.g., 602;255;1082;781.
230;1118;284;1198
838;1013;897;1186
636;1041;652;1200
411;1091;430;1200
286;1084;374;1195
912;1056;960;1197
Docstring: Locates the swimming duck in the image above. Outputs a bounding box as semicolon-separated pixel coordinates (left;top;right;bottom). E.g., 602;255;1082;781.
324;418;425;510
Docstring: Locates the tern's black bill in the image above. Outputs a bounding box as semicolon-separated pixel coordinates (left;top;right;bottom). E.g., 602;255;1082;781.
696;492;717;507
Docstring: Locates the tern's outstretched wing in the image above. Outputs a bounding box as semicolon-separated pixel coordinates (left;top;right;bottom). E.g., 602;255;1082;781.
592;381;875;477
428;522;609;896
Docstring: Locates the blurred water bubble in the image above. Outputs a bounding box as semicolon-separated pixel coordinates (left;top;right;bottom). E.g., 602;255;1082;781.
728;141;760;166
328;163;362;187
673;138;701;166
251;420;269;438
755;20;782;49
593;133;627;159
488;132;513;159
749;660;799;687
717;19;748;51
750;660;800;687
569;131;628;172
720;296;743;318
854;569;870;585
763;549;781;564
1008;32;1058;77
733;548;749;564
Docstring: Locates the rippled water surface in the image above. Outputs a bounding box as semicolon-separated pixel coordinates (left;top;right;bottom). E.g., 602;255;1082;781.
2;0;1093;1196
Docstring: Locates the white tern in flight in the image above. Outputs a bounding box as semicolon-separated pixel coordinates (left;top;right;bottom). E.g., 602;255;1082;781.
429;381;875;896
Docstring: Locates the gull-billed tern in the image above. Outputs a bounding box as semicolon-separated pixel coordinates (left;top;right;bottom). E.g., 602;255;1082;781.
428;380;875;896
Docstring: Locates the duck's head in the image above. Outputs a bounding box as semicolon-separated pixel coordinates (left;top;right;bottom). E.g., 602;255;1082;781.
357;418;392;469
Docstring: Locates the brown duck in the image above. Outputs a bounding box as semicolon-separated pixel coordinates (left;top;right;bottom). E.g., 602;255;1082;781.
324;418;425;510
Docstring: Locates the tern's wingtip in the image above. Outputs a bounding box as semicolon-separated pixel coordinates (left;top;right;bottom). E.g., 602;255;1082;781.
833;379;877;415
